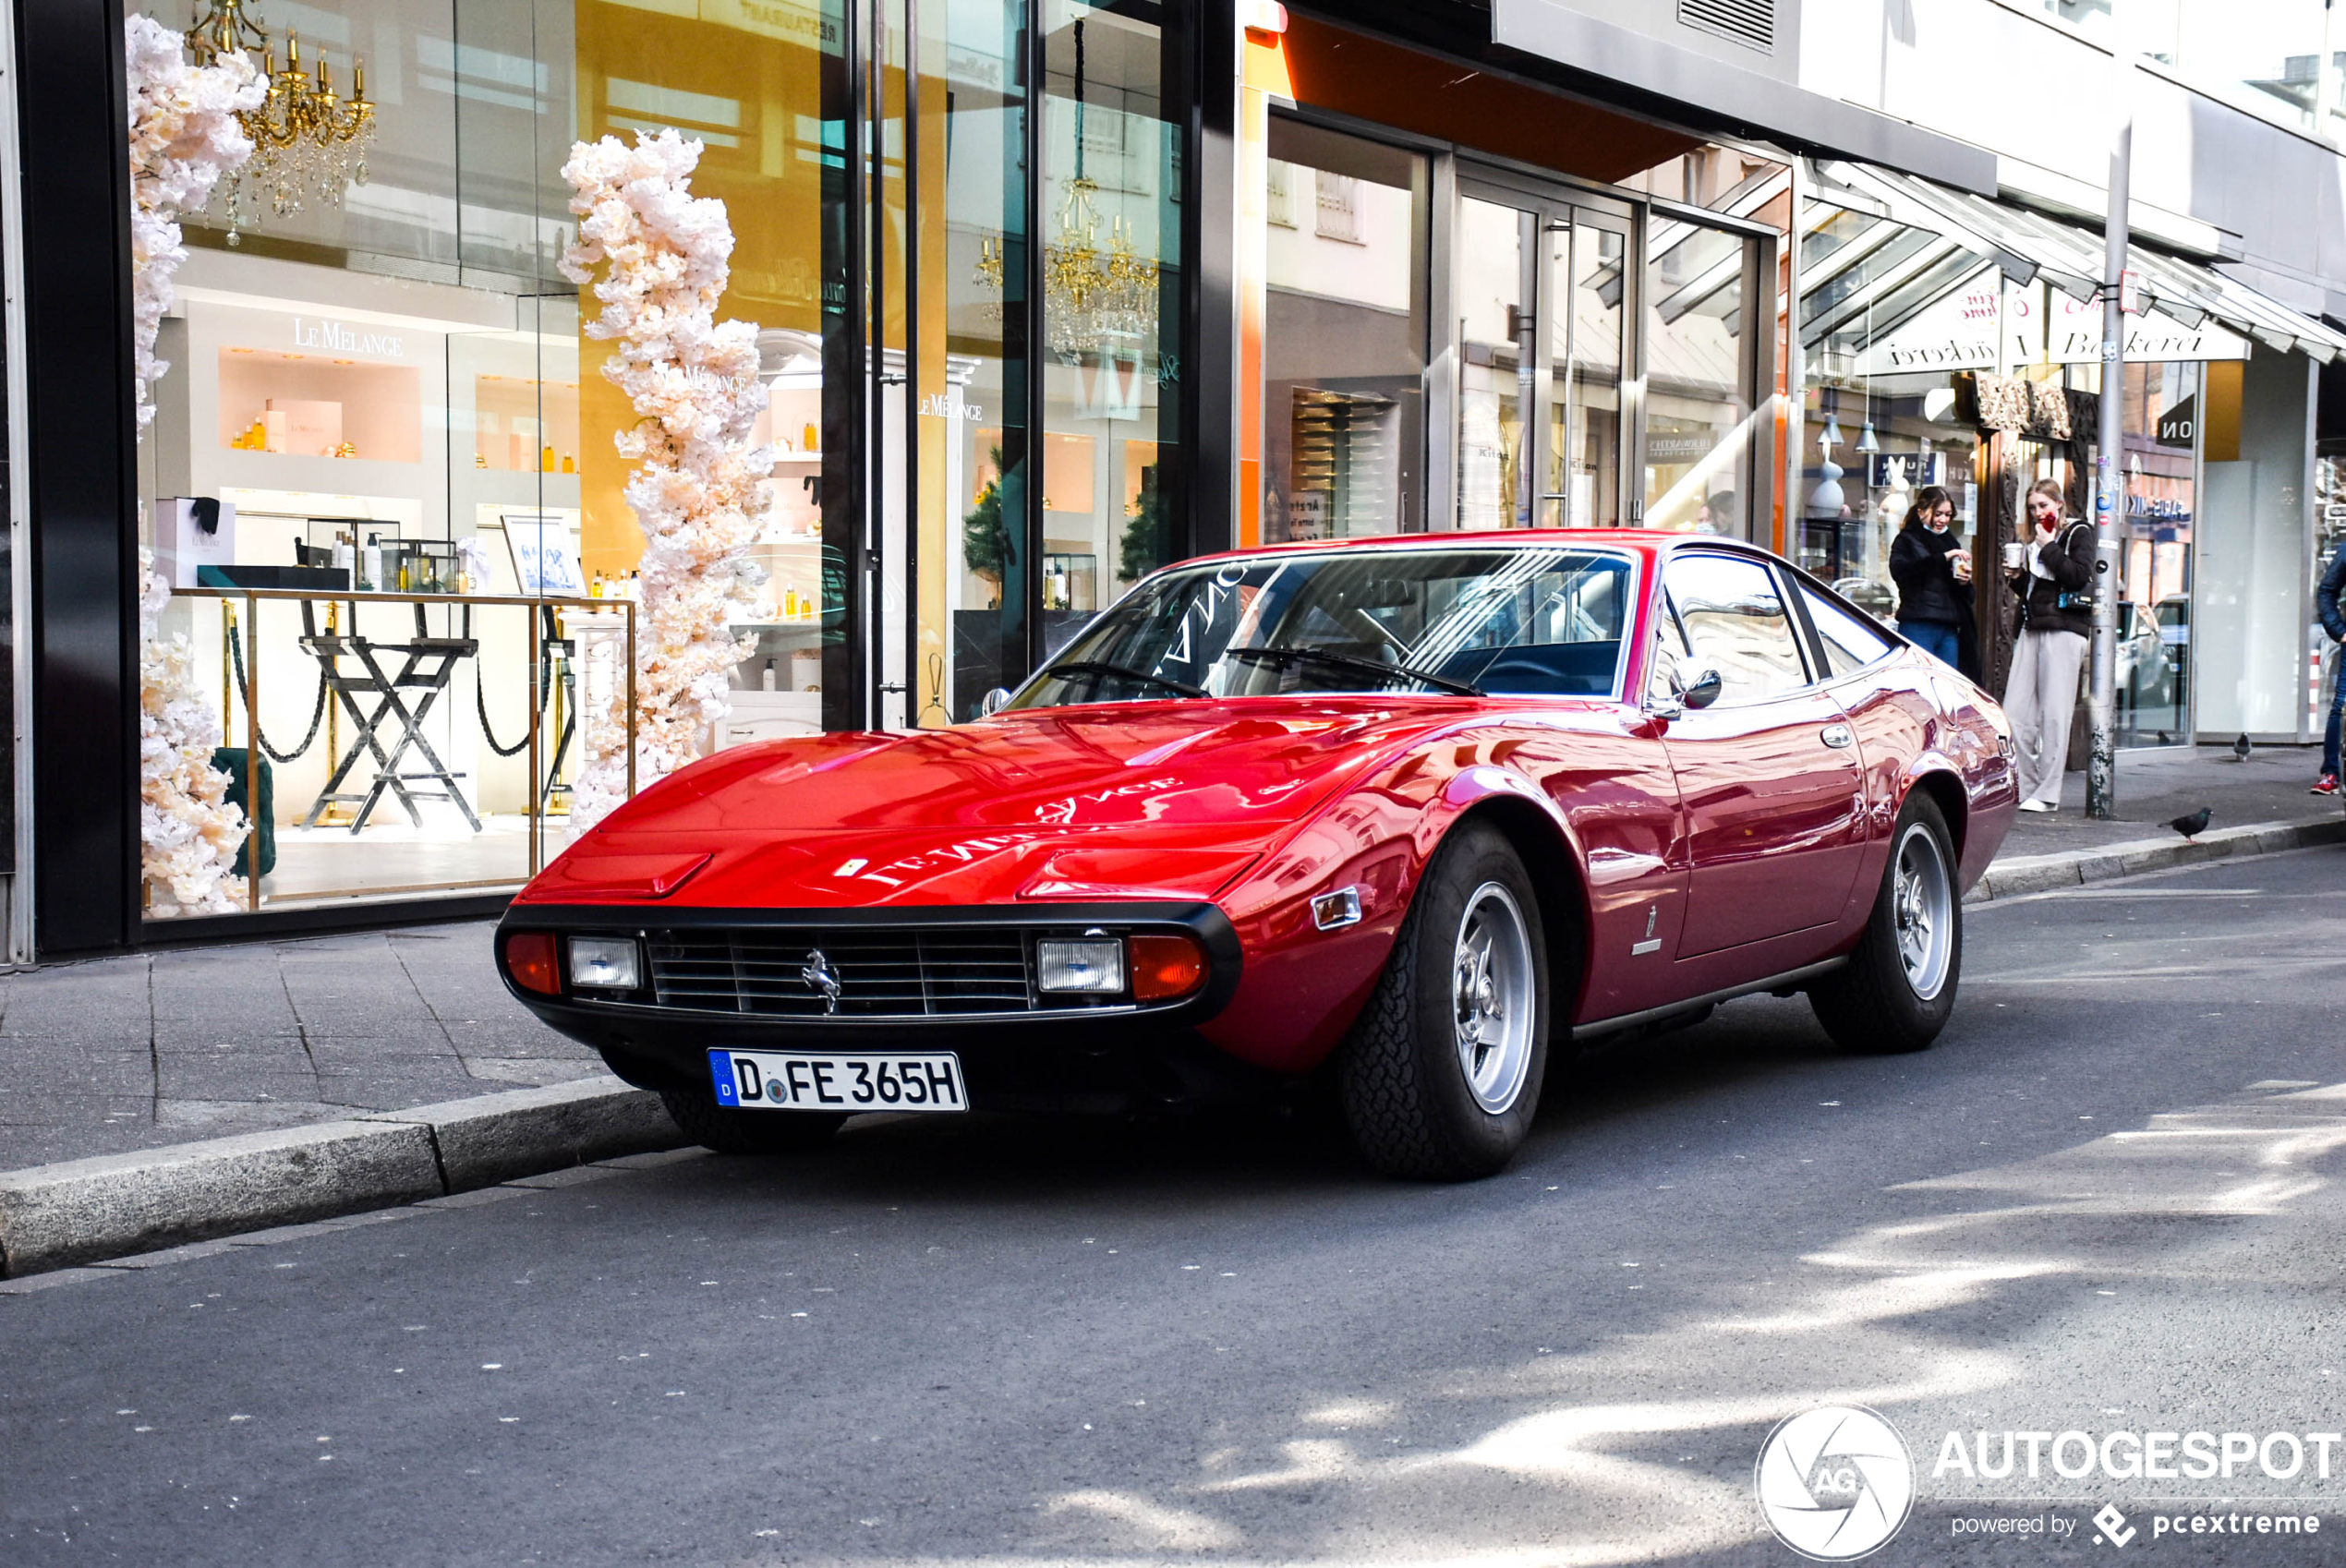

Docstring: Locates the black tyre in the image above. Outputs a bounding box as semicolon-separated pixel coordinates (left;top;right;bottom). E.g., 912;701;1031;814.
1808;791;1961;1053
1338;823;1551;1180
658;1086;846;1155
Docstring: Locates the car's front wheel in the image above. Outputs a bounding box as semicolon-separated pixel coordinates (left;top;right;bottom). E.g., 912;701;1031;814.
1808;790;1961;1053
658;1086;846;1155
1339;823;1550;1180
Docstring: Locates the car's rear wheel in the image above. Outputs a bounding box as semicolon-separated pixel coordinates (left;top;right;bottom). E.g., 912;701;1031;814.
658;1086;846;1155
1808;791;1961;1053
1339;823;1549;1180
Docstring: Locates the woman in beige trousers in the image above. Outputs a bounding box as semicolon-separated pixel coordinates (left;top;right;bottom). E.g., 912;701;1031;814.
2003;479;2098;813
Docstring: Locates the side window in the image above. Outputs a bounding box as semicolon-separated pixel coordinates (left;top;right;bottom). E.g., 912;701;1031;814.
1801;584;1900;679
1661;553;1810;705
1648;596;1691;706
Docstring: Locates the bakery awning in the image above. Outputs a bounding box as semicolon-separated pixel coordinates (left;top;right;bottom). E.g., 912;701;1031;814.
1814;160;2346;365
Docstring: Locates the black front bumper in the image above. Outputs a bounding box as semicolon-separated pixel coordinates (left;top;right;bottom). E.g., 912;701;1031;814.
495;902;1257;1113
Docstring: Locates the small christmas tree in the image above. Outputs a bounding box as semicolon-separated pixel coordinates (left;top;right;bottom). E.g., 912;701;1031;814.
1119;463;1171;585
962;447;1021;608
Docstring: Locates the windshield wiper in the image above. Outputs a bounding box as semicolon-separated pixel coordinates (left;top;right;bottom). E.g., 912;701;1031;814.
1042;660;1209;698
1220;645;1481;697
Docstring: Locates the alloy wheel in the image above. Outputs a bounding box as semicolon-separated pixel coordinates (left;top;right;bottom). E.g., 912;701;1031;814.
1892;822;1954;1001
1451;881;1537;1114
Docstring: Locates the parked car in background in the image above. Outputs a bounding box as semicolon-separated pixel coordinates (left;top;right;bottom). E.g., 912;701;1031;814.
499;531;2018;1179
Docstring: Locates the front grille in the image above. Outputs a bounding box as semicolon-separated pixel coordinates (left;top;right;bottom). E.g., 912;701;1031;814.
646;926;1119;1018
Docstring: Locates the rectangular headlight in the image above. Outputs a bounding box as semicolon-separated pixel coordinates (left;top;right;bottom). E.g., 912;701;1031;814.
1035;937;1125;994
567;935;642;990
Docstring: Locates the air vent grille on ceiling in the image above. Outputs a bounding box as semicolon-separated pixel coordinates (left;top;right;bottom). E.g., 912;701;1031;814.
1678;0;1773;52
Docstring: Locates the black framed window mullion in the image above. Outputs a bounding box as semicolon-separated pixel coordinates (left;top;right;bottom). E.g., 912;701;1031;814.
821;0;868;730
1021;5;1046;684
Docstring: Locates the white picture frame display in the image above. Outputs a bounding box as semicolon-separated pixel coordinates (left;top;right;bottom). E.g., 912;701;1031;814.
497;512;587;596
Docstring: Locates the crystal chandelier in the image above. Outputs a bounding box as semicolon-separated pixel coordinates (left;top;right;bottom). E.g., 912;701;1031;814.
187;0;376;233
970;18;1157;361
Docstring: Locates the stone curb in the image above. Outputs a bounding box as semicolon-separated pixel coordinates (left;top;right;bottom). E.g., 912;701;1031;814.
1965;814;2346;905
0;1076;682;1278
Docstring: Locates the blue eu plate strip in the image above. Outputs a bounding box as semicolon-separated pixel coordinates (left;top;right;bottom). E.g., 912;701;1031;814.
708;1049;739;1106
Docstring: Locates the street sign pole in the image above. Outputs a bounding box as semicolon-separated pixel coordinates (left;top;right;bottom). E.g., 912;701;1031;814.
2088;18;2133;821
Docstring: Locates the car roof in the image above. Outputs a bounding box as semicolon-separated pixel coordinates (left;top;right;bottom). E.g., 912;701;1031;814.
1174;527;1776;572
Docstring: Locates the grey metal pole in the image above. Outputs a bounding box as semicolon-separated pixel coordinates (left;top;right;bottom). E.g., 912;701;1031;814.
2087;30;2133;820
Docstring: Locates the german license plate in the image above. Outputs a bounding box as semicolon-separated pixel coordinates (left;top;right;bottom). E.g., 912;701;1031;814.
708;1048;968;1114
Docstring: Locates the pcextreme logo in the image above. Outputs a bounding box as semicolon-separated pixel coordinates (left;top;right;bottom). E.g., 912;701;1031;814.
1755;1405;1917;1561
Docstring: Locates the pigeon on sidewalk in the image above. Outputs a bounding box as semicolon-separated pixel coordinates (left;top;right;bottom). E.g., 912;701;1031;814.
2231;734;2252;761
2168;807;2212;840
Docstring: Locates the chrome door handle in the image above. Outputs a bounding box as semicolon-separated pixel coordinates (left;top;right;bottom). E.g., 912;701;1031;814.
1820;723;1855;749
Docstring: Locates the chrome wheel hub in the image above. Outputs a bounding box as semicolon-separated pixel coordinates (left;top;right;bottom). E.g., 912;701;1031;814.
1892;824;1954;1001
1452;882;1536;1115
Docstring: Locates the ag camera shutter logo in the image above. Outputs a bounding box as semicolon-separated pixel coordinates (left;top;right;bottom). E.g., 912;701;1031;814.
1755;1405;1916;1560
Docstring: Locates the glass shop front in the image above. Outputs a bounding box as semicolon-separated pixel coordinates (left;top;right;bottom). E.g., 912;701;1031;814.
1243;14;1790;552
1790;172;2281;751
134;0;1195;925
127;0;1808;930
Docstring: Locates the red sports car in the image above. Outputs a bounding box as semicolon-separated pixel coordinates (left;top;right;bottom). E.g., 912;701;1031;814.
497;530;2017;1178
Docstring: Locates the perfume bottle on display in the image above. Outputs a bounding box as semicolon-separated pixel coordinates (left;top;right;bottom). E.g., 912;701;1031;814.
761;657;777;692
541;444;557;473
360;533;383;592
561;452;575;474
590;570;606;599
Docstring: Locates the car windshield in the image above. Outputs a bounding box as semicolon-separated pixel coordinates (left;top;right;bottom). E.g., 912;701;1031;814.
1007;545;1635;709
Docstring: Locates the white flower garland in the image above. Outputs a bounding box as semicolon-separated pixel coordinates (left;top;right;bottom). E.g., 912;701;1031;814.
127;14;262;913
560;130;773;829
127;14;260;433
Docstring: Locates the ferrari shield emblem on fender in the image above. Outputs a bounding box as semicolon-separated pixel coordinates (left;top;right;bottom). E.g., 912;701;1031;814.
801;949;842;1013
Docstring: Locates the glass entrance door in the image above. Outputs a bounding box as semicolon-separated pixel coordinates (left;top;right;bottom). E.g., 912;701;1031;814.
1545;215;1628;527
1457;197;1531;530
1456;180;1630;532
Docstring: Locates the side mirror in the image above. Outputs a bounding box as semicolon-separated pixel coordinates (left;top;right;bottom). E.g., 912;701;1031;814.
979;687;1012;716
1678;666;1724;710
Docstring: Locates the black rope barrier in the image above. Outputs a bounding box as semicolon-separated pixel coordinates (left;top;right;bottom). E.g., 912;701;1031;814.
476;654;558;759
226;623;330;765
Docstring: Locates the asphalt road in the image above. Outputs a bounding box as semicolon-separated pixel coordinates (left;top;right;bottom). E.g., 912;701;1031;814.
6;850;2346;1566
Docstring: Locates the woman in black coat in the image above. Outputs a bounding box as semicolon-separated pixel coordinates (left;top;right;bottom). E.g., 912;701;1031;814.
1887;485;1972;669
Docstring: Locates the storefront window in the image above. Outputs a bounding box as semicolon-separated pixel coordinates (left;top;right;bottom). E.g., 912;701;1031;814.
1644;217;1757;535
134;0;851;920
1795;199;1989;622
1457;195;1529;530
1038;1;1180;658
927;0;1032;721
1549;222;1626;529
1263;119;1428;544
2118;362;2198;745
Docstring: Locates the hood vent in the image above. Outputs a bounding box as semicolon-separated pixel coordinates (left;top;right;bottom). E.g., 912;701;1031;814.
1678;0;1773;51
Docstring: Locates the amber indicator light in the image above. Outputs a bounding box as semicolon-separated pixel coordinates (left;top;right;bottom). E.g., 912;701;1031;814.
504;932;562;995
1128;934;1207;1001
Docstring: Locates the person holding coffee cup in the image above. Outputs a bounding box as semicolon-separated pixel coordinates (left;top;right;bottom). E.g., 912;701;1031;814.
2003;477;2098;814
1888;485;1970;669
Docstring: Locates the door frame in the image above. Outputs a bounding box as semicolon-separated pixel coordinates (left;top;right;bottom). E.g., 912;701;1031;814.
1454;169;1640;534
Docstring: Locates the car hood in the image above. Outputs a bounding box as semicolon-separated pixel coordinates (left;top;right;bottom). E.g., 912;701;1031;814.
522;699;1470;909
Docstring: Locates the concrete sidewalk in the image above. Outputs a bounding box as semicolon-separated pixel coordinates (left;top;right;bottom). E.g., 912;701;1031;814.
0;926;608;1172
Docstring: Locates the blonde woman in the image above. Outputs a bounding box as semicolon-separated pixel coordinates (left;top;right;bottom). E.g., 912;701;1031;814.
2002;478;2097;813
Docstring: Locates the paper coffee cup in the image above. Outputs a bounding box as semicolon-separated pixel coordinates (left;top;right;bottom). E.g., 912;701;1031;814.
2002;541;2027;570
